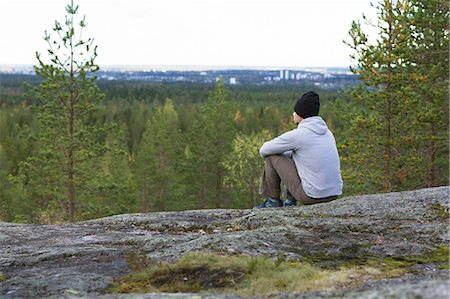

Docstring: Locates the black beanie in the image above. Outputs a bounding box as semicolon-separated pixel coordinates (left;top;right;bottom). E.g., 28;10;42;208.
294;91;320;118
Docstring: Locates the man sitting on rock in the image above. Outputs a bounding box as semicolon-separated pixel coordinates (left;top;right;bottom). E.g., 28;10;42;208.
256;91;343;208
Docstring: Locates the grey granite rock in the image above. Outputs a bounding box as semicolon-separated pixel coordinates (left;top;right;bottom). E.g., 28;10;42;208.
0;186;449;298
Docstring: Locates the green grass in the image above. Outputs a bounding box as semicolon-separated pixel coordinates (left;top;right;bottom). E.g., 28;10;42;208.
108;252;386;296
108;246;450;296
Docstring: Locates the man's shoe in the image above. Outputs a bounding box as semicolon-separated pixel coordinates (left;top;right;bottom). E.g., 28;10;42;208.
283;198;297;207
255;198;283;208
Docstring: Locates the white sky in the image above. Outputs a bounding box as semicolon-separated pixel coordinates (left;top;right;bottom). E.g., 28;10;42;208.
0;0;378;68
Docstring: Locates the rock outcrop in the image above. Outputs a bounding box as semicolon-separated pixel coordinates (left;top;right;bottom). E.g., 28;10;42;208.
0;186;449;298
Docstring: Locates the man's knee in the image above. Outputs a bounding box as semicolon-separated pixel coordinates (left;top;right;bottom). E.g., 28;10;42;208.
265;154;289;167
264;154;283;161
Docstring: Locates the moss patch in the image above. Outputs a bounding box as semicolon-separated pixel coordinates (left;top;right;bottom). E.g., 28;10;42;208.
366;245;450;273
125;250;152;272
0;272;6;282
109;252;247;294
400;245;450;270
430;203;450;219
109;246;450;296
108;252;391;296
307;245;450;276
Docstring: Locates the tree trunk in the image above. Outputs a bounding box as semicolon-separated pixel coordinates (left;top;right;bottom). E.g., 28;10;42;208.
67;23;75;223
142;172;149;212
67;84;75;222
427;123;436;187
215;168;223;208
67;147;75;223
384;0;393;193
252;191;256;208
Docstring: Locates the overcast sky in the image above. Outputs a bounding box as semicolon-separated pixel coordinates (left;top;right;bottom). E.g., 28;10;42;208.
0;0;378;68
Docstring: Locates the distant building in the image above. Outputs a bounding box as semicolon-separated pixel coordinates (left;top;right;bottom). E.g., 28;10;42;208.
230;78;236;85
279;70;284;80
285;70;289;80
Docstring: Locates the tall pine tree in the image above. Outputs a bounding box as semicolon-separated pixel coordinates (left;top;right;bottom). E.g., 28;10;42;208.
134;99;183;211
338;0;448;194
184;79;236;208
15;0;117;223
405;0;449;187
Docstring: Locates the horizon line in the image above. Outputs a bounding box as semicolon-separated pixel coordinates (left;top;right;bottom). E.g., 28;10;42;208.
0;63;352;72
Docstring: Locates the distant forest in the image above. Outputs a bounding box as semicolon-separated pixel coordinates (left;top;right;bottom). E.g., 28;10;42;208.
0;74;344;223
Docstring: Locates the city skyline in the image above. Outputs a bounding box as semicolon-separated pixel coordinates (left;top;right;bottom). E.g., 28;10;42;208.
0;0;378;68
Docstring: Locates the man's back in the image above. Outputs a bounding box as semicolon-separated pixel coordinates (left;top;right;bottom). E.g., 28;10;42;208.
293;116;343;198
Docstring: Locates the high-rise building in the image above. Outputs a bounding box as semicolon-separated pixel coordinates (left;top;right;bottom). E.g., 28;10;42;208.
279;70;284;80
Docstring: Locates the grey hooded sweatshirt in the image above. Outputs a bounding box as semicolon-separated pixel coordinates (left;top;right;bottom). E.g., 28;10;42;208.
259;116;343;198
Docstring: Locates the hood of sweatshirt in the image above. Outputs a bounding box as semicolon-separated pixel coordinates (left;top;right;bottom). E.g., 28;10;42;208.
298;116;328;135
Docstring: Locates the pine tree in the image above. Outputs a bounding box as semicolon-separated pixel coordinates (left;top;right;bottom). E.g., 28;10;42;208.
0;144;13;221
104;123;136;214
405;0;449;187
15;0;117;222
184;79;237;208
0;110;33;222
340;0;420;193
222;130;272;208
134;99;183;211
338;0;448;194
74;123;133;219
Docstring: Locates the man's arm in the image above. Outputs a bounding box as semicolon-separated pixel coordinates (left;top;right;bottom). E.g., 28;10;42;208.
259;130;299;158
